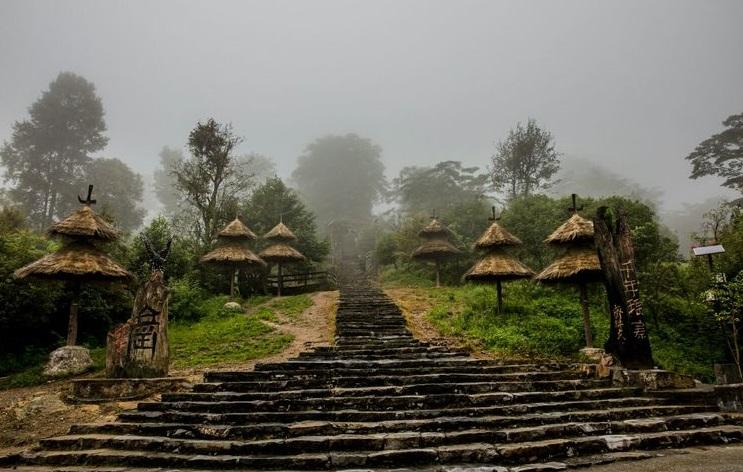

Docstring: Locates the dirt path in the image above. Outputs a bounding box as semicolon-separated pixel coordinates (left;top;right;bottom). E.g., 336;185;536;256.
0;380;136;455
0;291;339;456
205;290;339;373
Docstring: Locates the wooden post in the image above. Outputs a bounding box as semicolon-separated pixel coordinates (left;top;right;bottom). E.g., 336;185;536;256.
277;263;283;297
66;283;80;346
579;282;593;348
230;267;239;298
496;280;503;314
435;259;441;288
594;207;653;369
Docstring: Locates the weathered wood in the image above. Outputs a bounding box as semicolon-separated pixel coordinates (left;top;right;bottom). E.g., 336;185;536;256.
579;282;593;348
594;207;653;369
66;289;79;346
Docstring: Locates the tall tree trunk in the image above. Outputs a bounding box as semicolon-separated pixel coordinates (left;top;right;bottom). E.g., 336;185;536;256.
594;207;653;369
579;282;593;348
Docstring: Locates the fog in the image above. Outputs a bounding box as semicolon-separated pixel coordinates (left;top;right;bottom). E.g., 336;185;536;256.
1;0;742;213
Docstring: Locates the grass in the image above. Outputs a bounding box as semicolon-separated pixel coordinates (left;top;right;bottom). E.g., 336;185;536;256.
268;294;313;319
169;310;292;369
0;293;298;389
0;346;106;390
383;268;720;381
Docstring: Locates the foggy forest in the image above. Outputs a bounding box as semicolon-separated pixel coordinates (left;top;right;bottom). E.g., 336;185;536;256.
1;1;743;470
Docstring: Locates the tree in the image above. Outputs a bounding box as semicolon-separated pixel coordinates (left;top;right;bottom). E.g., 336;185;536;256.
153;146;184;216
243;177;328;265
172;119;253;247
392;161;490;215
292;134;386;227
686;113;743;192
84;158;145;232
1;72;108;229
490;119;560;200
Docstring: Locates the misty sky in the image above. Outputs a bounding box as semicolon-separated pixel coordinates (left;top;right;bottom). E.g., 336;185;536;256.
1;0;742;211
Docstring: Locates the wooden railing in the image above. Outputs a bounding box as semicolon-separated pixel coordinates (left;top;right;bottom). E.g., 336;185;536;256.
266;271;332;291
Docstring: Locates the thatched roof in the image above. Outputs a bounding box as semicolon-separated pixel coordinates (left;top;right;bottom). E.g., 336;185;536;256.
218;218;257;240
545;213;594;245
50;206;119;242
260;243;306;263
264;222;297;242
535;245;603;284
201;242;266;267
14;241;132;281
475;222;522;249
464;249;534;282
418;218;450;238
412;238;461;260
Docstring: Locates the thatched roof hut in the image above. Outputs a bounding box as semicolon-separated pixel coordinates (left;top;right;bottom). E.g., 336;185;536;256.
13;185;131;347
464;210;534;312
535;194;603;348
412;216;460;287
464;249;534;281
201;243;266;267
544;213;594;245
218;218;257;240
50;206;119;242
15;241;132;282
535;245;601;284
202;218;265;297
474;221;522;249
412;238;461;259
260;221;305;296
418;218;450;238
264;222;297;243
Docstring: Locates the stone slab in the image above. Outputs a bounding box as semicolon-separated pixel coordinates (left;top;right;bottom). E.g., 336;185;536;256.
68;377;191;403
611;368;695;390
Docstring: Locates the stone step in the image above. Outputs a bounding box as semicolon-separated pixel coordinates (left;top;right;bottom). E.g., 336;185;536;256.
148;385;637;412
16;426;743;470
249;358;568;372
119;399;703;425
71;410;731;443
182;377;612;400
200;369;585;385
40;413;735;456
193;376;608;392
235;364;574;378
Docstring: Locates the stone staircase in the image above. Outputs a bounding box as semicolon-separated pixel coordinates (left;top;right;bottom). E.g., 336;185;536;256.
2;277;743;471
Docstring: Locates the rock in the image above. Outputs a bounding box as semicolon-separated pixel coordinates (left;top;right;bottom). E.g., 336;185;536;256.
580;347;606;361
223;301;243;311
43;346;93;378
106;271;170;378
612;368;696;390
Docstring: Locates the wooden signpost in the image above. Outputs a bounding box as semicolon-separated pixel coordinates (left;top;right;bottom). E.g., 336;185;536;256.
594;206;653;370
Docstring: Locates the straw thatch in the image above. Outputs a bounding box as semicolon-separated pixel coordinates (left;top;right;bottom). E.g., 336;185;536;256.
545;213;594;245
535;245;602;283
464;249;534;282
260;243;306;263
50;206;119;241
218;218;257;240
475;222;522;249
412;238;461;260
14;241;132;281
201;243;266;267
264;222;297;242
418;218;450;237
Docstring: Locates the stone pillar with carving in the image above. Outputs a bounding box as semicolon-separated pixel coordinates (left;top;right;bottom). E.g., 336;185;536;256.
106;238;171;378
